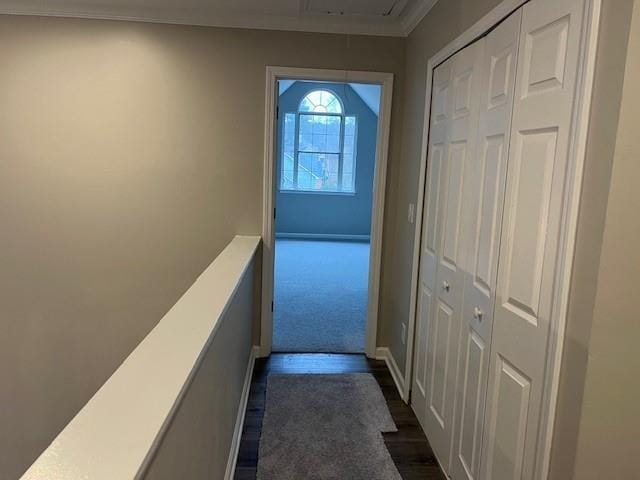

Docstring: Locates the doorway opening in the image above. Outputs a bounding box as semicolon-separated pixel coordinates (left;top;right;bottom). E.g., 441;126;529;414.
273;81;380;353
261;68;393;358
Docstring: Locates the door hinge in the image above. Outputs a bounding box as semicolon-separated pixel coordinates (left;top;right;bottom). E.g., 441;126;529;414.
273;207;276;219
271;301;274;312
276;106;279;120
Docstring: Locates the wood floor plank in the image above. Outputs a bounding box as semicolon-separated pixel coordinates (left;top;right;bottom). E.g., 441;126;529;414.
233;353;446;480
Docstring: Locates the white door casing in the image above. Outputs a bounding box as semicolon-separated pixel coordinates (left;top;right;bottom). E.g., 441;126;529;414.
261;67;394;359
412;39;486;474
451;9;522;480
480;0;586;478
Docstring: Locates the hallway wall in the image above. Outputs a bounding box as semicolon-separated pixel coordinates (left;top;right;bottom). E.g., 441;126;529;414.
554;1;640;477
275;81;378;237
0;16;404;479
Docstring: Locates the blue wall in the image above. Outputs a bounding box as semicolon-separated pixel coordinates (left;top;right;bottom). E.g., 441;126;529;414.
275;82;378;237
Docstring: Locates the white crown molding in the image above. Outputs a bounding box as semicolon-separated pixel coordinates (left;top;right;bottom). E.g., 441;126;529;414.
0;4;410;37
0;0;439;36
399;0;440;36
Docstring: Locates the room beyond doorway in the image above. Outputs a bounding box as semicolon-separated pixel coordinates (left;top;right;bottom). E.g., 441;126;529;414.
271;78;381;354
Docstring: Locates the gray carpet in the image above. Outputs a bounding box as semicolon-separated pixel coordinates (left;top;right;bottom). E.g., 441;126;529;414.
273;240;370;353
257;374;402;480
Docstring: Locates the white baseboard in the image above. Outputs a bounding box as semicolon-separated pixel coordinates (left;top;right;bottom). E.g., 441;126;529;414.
224;345;259;480
375;347;407;402
275;232;370;242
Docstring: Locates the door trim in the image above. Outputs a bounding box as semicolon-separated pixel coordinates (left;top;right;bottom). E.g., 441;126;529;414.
404;0;602;478
261;66;394;359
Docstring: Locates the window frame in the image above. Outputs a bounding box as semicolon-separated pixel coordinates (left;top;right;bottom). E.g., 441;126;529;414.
279;89;358;195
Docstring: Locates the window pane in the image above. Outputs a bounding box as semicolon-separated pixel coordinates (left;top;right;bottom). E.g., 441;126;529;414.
281;171;294;190
299;114;313;134
326;134;340;152
299;152;314;174
311;115;327;135
292;153;341;191
345;116;356;136
281;113;296;190
299;90;343;114
343;134;355;155
299;134;313;151
299;97;315;113
283;113;295;153
342;174;354;192
326;116;341;135
343;153;354;175
298;169;313;190
283;152;294;172
325;97;341;114
299;114;341;154
288;101;357;194
341;116;357;193
311;133;327;152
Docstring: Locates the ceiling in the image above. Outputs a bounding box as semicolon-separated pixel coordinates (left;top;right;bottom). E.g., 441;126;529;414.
0;0;440;36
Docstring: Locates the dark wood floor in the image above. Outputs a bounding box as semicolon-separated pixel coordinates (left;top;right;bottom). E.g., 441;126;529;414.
234;353;446;480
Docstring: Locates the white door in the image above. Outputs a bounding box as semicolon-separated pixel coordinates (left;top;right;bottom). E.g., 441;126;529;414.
480;0;585;478
412;39;485;474
451;9;522;480
411;55;452;429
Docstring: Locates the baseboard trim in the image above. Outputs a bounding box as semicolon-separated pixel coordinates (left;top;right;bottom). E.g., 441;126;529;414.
275;232;370;242
224;345;259;480
375;347;407;403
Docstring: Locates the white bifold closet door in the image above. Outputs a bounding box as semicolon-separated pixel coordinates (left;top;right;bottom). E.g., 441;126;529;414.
480;0;585;478
411;32;485;472
451;9;521;480
412;0;586;478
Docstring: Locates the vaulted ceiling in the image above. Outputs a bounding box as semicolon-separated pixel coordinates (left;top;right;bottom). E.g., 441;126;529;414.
0;0;439;36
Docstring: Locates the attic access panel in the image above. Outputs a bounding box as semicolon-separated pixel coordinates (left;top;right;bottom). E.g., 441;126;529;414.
302;0;406;17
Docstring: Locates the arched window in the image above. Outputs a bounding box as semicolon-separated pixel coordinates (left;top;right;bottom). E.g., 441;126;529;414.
281;89;357;193
299;90;342;114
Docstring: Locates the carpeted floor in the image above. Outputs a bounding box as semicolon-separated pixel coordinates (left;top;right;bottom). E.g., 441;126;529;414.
273;239;370;353
257;373;401;480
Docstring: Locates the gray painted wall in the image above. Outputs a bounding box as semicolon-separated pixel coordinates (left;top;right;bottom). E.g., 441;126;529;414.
0;15;404;479
550;1;640;478
275;81;378;237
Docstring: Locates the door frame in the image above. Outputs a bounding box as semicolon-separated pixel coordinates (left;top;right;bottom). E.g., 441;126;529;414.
404;0;602;477
260;66;394;359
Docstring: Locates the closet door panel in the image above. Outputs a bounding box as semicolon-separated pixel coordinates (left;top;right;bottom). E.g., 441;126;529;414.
481;0;585;478
451;10;522;480
424;39;485;474
412;59;452;427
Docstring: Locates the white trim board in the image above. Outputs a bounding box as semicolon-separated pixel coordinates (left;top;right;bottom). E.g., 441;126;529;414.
261;66;394;359
375;347;406;402
224;346;259;480
275;232;370;242
400;0;440;36
403;1;602;479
